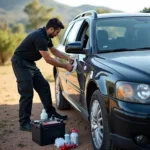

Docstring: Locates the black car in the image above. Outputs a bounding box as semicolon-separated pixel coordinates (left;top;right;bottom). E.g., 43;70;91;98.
53;10;150;150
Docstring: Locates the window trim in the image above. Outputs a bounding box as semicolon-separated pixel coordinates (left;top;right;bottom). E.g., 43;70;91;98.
64;20;84;45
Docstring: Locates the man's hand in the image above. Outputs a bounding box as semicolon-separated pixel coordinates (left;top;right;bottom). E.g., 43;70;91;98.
68;58;74;64
65;63;73;72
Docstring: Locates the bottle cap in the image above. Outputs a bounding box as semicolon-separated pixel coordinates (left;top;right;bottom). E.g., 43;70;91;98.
72;128;78;133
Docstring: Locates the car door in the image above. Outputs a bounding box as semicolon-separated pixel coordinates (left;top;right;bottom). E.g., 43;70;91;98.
66;20;91;109
56;20;84;93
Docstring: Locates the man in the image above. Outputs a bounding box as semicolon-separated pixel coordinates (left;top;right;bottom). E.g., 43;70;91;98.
11;18;73;132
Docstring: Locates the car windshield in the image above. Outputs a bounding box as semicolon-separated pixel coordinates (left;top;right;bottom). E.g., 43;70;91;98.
96;16;150;53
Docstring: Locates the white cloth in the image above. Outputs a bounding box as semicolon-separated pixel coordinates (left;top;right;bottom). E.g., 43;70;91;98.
65;55;78;75
54;138;65;148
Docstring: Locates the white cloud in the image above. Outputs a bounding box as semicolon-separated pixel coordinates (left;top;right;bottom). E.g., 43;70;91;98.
55;0;150;12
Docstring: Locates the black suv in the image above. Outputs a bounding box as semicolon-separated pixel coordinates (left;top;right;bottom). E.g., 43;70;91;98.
53;10;150;150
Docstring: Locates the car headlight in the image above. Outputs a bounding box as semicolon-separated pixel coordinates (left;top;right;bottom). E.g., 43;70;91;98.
116;81;150;103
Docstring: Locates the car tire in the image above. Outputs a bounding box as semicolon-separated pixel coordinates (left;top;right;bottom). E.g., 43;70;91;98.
90;90;123;150
55;74;71;110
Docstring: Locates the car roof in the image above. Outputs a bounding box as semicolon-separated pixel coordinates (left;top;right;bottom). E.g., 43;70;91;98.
97;13;150;19
70;12;150;24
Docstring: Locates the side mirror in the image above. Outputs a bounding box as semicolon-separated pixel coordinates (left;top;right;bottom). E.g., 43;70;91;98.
65;41;86;54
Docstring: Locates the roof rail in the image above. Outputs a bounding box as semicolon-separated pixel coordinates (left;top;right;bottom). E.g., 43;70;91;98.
144;10;150;13
73;10;97;21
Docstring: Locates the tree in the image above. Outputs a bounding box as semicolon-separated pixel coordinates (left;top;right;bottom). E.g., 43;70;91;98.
140;7;150;13
24;0;53;30
12;23;25;33
97;9;111;14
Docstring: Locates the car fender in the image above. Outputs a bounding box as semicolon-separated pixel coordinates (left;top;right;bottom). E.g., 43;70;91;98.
85;69;118;113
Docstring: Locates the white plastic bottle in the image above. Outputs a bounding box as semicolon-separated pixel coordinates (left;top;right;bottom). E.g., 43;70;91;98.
64;133;71;145
40;109;48;121
70;129;79;146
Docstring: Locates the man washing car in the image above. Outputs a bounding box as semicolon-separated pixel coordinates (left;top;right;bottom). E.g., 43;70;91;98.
11;18;73;132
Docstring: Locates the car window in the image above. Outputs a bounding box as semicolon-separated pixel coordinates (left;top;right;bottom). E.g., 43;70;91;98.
96;17;150;52
76;21;90;49
97;26;126;39
61;23;74;45
84;27;90;48
64;20;83;45
80;25;89;48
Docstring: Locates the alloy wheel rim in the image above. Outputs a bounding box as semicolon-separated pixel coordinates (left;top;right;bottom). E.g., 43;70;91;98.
55;76;60;107
90;100;103;149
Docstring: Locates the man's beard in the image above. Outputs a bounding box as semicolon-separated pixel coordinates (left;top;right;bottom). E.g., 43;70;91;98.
49;34;54;38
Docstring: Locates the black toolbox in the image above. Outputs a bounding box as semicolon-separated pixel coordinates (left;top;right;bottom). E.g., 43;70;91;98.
31;120;65;146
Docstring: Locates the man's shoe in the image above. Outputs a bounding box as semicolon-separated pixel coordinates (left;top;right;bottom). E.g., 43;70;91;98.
20;123;31;132
49;112;68;120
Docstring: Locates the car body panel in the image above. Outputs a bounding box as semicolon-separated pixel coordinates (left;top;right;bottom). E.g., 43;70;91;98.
95;51;150;83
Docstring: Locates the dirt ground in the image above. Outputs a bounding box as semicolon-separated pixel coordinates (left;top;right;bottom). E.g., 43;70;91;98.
0;59;93;150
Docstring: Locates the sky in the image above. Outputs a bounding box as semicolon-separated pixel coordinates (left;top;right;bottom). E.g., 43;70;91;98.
55;0;150;12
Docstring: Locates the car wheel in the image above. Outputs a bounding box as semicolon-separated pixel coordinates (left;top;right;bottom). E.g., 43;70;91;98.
90;90;123;150
55;74;71;110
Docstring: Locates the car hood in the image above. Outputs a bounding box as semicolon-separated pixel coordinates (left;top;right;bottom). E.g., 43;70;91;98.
94;50;150;82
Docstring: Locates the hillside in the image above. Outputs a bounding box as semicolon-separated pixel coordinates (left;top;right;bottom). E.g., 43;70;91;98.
0;0;121;25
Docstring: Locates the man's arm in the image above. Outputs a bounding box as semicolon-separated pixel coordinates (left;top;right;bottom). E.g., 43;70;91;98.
39;50;72;72
49;47;71;61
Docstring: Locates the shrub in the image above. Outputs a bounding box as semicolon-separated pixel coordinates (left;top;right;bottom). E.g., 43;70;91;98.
0;24;26;65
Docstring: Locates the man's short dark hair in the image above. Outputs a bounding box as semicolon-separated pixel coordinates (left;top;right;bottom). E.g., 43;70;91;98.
46;18;64;30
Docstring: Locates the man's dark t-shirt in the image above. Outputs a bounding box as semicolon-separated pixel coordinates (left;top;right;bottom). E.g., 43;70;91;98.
14;27;53;62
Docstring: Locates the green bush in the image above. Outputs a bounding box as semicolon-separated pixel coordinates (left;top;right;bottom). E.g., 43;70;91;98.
0;25;26;65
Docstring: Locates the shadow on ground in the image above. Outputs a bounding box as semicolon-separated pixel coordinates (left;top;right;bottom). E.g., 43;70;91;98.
0;103;93;150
